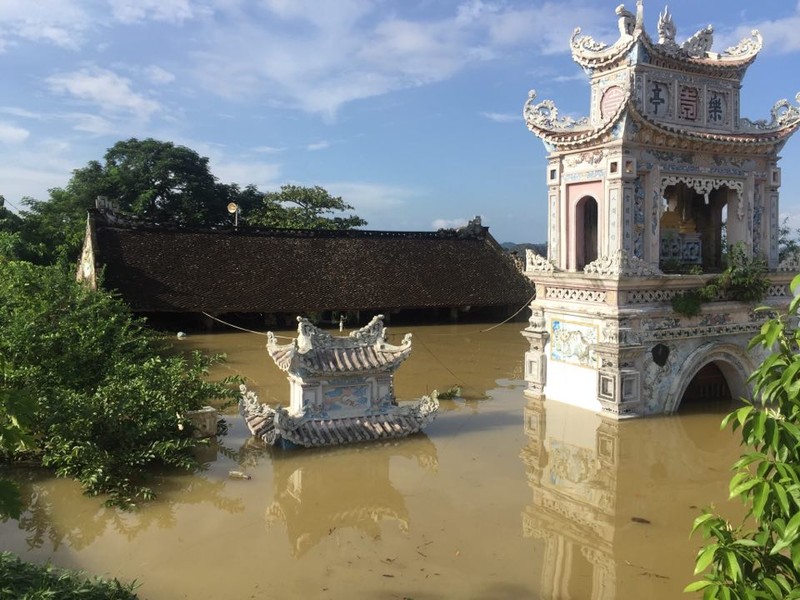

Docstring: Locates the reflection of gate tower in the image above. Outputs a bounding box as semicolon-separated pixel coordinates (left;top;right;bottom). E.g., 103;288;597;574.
521;399;619;599
521;2;800;417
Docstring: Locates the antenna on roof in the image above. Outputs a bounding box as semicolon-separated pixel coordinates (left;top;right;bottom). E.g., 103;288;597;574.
227;202;239;228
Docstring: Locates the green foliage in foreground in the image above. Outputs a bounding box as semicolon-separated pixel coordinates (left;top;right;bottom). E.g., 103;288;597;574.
672;244;770;318
0;551;138;599
686;273;800;598
0;259;238;509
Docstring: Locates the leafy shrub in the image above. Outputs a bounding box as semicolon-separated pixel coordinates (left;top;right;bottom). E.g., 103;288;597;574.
686;273;800;598
671;290;704;318
671;244;769;317
0;260;238;507
0;551;138;599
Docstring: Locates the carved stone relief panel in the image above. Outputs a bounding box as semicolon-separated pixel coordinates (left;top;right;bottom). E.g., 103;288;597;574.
677;85;701;122
549;192;559;266
551;320;598;368
706;89;729;127
645;79;672;118
608;188;619;247
633;177;645;258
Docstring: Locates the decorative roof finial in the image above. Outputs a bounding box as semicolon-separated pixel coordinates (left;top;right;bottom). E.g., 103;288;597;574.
635;0;644;34
615;4;635;37
682;24;714;57
657;5;677;46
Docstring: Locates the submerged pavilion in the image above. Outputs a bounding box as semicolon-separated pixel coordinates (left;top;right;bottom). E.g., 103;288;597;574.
521;2;800;417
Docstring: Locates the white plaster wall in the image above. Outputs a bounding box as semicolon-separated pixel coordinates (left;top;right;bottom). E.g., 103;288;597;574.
543;349;602;413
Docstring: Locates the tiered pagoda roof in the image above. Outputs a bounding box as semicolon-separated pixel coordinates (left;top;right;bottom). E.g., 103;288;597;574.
266;315;413;377
524;1;800;155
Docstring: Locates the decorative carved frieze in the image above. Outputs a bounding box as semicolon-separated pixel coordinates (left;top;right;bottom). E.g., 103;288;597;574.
583;248;663;277
777;252;800;273
646;321;761;342
524;90;590;132
740;94;800;131
571;27;608;53
526;250;556;273
564;150;605;167
681;26;714;58
545;287;607;303
659;174;745;220
724;31;763;58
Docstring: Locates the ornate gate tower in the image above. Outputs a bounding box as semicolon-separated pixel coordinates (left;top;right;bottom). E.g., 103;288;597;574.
522;2;800;418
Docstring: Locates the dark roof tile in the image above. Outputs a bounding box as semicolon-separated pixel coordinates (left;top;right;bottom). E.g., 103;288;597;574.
89;212;534;313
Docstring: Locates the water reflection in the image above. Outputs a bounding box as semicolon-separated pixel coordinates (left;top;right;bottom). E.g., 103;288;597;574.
521;399;617;599
240;436;438;557
521;398;742;600
3;465;244;552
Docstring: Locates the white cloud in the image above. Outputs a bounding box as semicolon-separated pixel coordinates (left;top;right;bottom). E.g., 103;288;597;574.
144;65;176;85
46;67;161;120
432;217;469;230
0;0;89;49
0;122;30;144
322;182;410;212
0;107;45;120
107;0;197;24
306;141;330;151
714;4;800;56
0;138;82;202
210;157;282;190
252;145;285;154
69;113;118;135
190;1;610;118
481;111;519;123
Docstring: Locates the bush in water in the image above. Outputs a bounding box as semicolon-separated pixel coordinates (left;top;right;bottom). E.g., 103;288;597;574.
0;551;139;599
0;259;238;508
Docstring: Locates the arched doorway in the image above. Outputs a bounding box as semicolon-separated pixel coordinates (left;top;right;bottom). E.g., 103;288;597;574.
575;196;598;270
664;343;753;414
679;362;733;413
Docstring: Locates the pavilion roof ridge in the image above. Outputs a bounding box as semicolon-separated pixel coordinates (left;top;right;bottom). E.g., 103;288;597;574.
523;82;630;151
570;2;762;76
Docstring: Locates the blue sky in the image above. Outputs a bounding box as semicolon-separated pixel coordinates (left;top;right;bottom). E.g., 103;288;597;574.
1;0;799;244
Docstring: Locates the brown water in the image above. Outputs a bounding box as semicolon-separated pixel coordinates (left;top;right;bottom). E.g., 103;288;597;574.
0;323;744;599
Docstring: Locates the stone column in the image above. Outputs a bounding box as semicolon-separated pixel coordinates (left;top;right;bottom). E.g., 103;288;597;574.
522;308;549;397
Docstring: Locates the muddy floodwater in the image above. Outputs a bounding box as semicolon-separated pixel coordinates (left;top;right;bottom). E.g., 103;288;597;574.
0;323;745;599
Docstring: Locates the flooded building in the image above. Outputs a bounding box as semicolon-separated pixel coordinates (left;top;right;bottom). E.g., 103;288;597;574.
521;2;800;417
77;205;534;327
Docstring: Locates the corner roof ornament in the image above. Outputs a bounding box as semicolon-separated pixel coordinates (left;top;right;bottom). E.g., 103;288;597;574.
657;5;677;48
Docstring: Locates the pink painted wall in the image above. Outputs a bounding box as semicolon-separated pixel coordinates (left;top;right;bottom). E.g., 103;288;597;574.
564;181;605;271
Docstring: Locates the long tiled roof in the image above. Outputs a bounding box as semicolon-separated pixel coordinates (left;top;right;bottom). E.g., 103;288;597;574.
89;211;534;313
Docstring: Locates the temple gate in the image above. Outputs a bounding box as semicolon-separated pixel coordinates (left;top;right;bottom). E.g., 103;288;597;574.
521;2;800;417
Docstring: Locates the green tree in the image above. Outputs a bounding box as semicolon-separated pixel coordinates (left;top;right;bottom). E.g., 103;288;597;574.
0;196;23;260
17;139;259;265
0;361;34;519
249;184;367;230
0;259;238;507
778;217;800;263
686;273;800;598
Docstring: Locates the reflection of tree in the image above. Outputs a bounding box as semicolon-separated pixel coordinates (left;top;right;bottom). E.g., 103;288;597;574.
5;465;245;551
520;398;618;600
249;435;438;557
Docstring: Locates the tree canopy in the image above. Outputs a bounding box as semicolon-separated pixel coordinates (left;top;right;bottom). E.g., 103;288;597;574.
248;184;367;230
13;139;367;265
